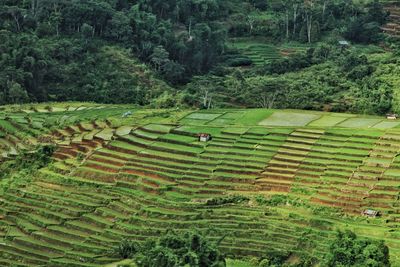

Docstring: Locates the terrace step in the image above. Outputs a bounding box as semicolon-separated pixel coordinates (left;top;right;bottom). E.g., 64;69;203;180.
0;241;60;260
264;167;297;175
47;225;91;240
65;220;106;235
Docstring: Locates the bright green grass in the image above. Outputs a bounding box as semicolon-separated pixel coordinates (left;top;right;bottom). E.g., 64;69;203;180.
4;104;400;266
245;127;269;135
185;112;223;120
259;111;320;127
208;118;236;125
175;126;224;136
142;123;173;133
227;259;256;267
104;260;136;267
0;120;18;133
223;127;249;135
372;121;400;129
308;115;348;127
95;128;115;141
179;118;209;125
338;118;383;128
220;112;245;120
236;109;274;125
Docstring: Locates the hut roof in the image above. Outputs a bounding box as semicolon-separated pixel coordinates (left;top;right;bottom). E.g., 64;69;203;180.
362;209;379;217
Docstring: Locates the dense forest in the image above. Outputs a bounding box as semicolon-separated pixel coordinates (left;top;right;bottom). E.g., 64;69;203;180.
0;0;399;114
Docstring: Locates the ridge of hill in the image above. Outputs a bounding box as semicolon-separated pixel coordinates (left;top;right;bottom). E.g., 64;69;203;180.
0;105;400;266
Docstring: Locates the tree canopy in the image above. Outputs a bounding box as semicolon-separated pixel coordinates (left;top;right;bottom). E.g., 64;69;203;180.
114;230;226;267
327;230;390;267
0;0;398;115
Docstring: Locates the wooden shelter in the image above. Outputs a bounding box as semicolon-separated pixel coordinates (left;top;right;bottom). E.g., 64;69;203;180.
122;111;132;118
198;133;212;142
386;113;398;120
362;209;379;218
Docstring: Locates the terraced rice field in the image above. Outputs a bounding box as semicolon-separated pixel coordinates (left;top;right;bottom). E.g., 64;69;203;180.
0;104;136;159
382;1;400;37
1;107;400;266
229;38;313;66
229;39;282;65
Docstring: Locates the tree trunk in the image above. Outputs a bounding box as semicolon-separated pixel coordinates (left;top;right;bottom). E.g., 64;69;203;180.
306;13;312;43
268;92;277;109
202;90;208;108
259;92;277;108
305;10;313;44
286;9;289;40
293;4;299;37
12;14;21;31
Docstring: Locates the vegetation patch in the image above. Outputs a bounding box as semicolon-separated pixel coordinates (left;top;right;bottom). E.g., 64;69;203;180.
114;230;225;267
338;118;383;128
308;116;348;127
259;112;320;127
206;195;250;206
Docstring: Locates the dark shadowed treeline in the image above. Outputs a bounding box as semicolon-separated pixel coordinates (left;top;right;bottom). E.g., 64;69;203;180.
0;0;398;114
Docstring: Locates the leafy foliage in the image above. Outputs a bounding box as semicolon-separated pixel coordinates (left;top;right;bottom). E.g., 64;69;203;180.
0;145;55;179
255;194;289;207
327;230;390;267
114;230;226;267
114;239;139;259
0;144;55;193
206;195;249;206
0;0;397;114
184;43;397;115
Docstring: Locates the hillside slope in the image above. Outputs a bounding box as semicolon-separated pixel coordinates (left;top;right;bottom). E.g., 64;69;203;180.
383;1;400;37
44;45;174;104
0;107;400;266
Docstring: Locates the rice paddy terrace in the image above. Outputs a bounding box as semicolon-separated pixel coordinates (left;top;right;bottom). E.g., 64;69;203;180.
229;38;311;66
1;105;400;266
383;1;400;37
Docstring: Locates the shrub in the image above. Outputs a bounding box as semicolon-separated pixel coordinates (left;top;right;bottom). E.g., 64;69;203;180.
114;239;138;259
15;145;55;170
255;195;288;206
227;57;253;67
261;250;291;266
205;195;249;206
326;230;390;267
0;144;56;180
116;230;226;267
258;258;270;267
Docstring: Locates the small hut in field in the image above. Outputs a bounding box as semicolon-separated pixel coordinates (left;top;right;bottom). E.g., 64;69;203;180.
198;133;212;142
362;209;379;218
386;113;398;120
339;40;350;47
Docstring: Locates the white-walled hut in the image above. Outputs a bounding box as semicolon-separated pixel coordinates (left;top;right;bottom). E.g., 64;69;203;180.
362;209;379;218
386;113;398;120
198;133;212;142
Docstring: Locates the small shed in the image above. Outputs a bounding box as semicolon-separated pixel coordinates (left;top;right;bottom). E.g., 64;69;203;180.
339;40;350;46
362;209;379;218
198;133;212;142
386;113;398;120
122;111;132;118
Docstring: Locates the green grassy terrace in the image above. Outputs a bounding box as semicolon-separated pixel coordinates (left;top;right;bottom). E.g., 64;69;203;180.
1;105;400;266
